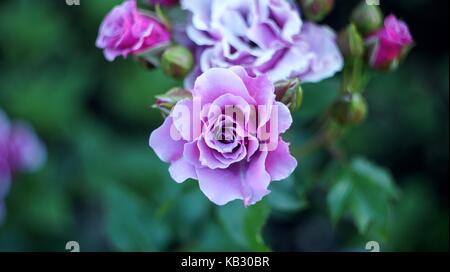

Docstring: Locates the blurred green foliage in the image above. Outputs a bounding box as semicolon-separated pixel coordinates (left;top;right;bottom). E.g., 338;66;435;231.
0;0;448;251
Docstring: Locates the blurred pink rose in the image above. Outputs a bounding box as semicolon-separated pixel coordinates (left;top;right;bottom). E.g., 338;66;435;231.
0;110;46;223
149;66;297;206
96;0;171;61
367;15;413;70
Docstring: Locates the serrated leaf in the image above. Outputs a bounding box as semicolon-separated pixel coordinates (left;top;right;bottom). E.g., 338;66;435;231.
327;157;400;235
351;157;399;198
327;176;352;224
349;186;373;233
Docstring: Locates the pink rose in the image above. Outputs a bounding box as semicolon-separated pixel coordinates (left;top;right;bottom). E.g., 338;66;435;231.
149;66;297;206
96;0;171;61
367;15;413;70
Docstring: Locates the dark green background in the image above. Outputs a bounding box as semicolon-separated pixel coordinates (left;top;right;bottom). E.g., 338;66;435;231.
0;0;448;251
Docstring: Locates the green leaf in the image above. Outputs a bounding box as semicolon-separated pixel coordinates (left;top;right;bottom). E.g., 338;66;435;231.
217;200;270;251
327;177;352;224
351;158;399;198
268;177;308;213
326;157;399;234
103;184;170;251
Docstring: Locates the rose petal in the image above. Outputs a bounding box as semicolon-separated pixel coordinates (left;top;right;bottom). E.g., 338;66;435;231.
192;68;255;105
298;23;344;83
243;151;271;206
276;102;293;134
196;163;244;205
149;117;185;163
171;99;194;141
265;139;297;181
169;158;197;183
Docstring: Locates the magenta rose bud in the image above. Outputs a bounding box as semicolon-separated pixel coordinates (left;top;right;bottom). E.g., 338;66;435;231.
149;66;297;206
147;0;179;7
366;15;413;70
96;0;171;61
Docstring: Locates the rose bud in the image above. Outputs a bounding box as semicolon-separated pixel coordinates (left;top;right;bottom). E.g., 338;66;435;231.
96;0;171;62
299;0;334;22
275;79;304;112
153;87;192;117
331;93;368;125
161;46;194;79
351;1;383;36
337;24;365;60
366;15;413;71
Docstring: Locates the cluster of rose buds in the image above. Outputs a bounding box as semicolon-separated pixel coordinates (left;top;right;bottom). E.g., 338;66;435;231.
96;0;413;206
0;110;46;223
333;2;413;125
342;3;414;71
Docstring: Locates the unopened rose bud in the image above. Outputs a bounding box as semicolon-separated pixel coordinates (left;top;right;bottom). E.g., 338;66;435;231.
337;24;365;60
349;93;368;124
161;46;194;79
299;0;334;22
275;79;304;112
351;1;383;36
331;93;367;125
366;15;414;71
153;87;192;117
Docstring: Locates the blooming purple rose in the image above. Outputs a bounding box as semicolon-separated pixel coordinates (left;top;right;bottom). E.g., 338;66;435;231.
367;15;413;70
96;0;171;61
0;110;46;223
147;0;179;7
149;66;297;206
181;0;343;88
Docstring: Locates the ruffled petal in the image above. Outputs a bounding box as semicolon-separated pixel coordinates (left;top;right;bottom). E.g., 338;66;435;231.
265;139;297;181
169;158;197;183
149;117;185;163
192;68;255;105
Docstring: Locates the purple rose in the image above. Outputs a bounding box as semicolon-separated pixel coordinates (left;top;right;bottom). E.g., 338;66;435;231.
0;110;46;223
96;0;171;61
181;0;343;88
149;66;297;206
367;15;413;70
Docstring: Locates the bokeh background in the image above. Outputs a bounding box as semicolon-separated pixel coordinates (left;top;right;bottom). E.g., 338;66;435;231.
0;0;448;251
